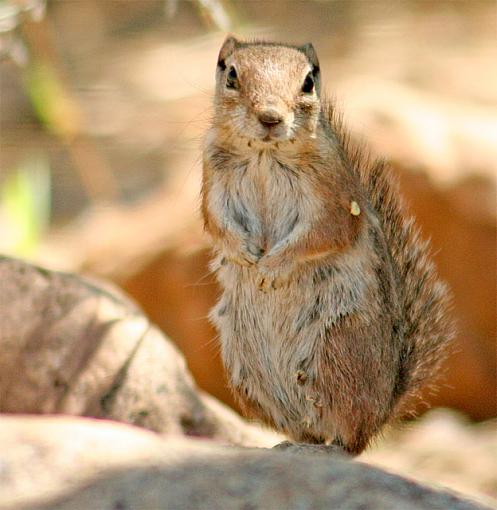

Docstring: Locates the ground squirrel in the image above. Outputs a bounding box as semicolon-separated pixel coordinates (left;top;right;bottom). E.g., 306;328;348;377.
201;36;453;455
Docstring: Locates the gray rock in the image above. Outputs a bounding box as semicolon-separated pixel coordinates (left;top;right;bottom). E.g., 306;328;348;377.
0;415;488;510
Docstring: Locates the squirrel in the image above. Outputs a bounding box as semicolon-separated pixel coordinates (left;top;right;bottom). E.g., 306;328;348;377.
201;36;453;455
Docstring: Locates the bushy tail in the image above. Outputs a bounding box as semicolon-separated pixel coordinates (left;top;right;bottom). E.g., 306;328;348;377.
325;101;454;414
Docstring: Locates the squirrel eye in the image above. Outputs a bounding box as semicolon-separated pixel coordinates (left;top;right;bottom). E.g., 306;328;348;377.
226;66;238;89
302;72;314;93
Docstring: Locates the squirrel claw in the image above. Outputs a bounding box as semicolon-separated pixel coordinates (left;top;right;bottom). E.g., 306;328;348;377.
257;276;280;292
258;276;270;292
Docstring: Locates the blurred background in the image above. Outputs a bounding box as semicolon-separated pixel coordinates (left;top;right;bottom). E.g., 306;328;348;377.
0;0;496;499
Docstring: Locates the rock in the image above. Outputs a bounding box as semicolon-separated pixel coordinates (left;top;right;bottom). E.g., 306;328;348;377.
0;415;489;510
0;255;278;447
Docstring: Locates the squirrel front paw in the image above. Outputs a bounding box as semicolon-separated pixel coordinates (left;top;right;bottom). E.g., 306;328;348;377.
257;271;292;292
257;274;281;292
256;255;296;292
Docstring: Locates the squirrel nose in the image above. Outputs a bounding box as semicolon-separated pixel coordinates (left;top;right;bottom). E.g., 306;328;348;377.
258;110;283;128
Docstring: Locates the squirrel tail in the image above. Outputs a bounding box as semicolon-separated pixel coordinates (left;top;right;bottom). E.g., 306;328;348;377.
325;101;455;416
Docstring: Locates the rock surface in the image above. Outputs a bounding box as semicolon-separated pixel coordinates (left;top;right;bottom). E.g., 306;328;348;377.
0;415;489;510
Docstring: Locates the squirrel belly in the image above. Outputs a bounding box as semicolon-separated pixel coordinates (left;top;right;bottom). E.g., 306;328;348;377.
202;36;453;455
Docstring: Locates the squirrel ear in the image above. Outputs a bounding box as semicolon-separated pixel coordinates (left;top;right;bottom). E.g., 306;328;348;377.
299;43;320;74
217;35;240;70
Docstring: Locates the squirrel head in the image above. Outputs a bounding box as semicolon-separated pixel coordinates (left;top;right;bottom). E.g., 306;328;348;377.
213;36;321;147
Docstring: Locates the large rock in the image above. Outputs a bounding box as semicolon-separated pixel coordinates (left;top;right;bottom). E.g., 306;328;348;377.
0;255;278;447
0;415;489;510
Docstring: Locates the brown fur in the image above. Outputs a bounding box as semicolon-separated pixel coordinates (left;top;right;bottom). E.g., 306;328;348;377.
202;36;453;455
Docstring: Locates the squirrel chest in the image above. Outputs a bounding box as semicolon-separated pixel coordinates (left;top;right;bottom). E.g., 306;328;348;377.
206;149;321;249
